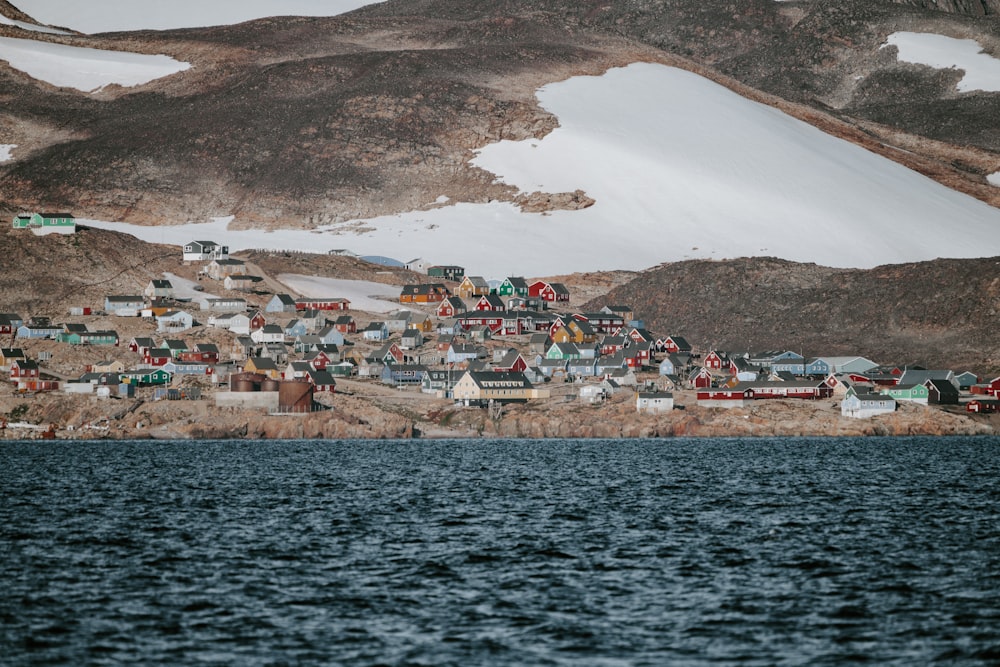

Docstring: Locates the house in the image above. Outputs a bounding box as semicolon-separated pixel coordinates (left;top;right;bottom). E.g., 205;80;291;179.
371;342;405;365
144;349;173;366
703;350;729;371
528;280;570;302
506;296;546;312
924;379;960;405
660;335;692;354
205;258;247;280
332;315;356;334
954;371;980;390
456;276;490;299
529;333;552;356
637;392;674;414
546;342;581;361
328;361;357;377
473;294;506;312
0;313;24;335
202;297;247;313
427;265;465;282
399;284;449;303
580;385;607;404
601;304;634;323
452;370;547;405
689;366;715;389
266;293;298;313
538;358;568;379
880;384;929;405
9;358;40;379
567;358;598;378
437;296;467;319
295;298;351;311
284;319;308;338
315;325;345;347
496;277;529;298
12;212;75;235
250;324;285;344
659;353;686;377
156;310;194;333
898;369;958;391
105;295;145;316
381;364;428;386
362;322;389;341
127;337;156;355
494;350;528;373
579;312;626;335
304;347;340;369
60;330;119;346
806;356;879;376
605;367;638;387
230;336;258;361
145;279;174;299
160;339;190;358
447;342;481;365
121;368;172;386
384;311;414;333
0;348;27;368
400;329;424;350
224;275;264;291
244;357;281;380
304;368;337;392
182;240;228;262
408;313;435;333
405;258;433;273
966;399;1000;414
179;343;220;364
16;322;63;340
421;369;464;396
971;376;1000;397
841;387;897;419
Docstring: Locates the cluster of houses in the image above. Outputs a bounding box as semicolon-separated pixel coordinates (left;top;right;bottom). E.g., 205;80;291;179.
4;228;1000;421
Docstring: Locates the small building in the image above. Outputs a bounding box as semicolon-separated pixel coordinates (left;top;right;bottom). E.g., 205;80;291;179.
427;265;465;282
636;391;674;414
12;212;75;235
266;293;298;313
841;387;897;419
105;295;145;316
144;279;174;299
456;276;490;299
183;240;229;262
205;258;247;280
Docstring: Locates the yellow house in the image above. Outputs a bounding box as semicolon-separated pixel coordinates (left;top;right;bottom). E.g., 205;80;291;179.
456;275;491;299
452;370;549;405
244;356;281;380
408;315;435;333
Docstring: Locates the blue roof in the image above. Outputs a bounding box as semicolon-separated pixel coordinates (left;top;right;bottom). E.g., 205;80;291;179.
360;255;405;267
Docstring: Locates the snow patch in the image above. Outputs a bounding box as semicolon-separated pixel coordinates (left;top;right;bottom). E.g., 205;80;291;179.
0;144;15;162
277;275;402;314
988;172;1000;187
0;36;190;92
11;0;383;33
884;32;1000;93
0;12;70;34
78;63;1000;277
162;272;219;309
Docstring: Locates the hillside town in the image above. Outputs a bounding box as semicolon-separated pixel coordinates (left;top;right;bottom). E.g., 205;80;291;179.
2;214;999;439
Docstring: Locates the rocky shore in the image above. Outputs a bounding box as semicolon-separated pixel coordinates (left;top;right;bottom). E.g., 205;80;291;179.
2;386;994;442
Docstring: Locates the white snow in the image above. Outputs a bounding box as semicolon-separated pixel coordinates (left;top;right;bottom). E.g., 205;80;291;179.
10;1;383;34
0;12;70;34
0;36;190;92
884;32;1000;93
77;63;1000;278
988;172;1000;187
162;272;219;309
277;275;403;314
0;144;15;162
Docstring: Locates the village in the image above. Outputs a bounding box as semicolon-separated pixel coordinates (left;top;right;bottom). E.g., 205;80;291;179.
2;213;1000;439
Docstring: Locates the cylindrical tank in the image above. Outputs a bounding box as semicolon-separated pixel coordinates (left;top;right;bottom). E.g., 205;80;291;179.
231;372;265;392
261;378;280;392
279;379;314;413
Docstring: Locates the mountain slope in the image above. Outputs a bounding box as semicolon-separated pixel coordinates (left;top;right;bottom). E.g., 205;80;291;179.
583;256;1000;373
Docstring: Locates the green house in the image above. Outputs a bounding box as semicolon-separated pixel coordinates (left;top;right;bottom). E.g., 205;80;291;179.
879;383;929;404
122;369;172;386
57;331;119;346
12;212;76;235
497;277;529;298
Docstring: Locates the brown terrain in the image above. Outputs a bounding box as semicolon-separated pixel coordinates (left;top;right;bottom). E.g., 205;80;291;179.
2;0;1000;439
1;224;998;440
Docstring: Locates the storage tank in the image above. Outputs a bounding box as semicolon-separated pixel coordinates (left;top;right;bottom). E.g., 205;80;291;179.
279;379;314;413
261;377;280;392
231;372;264;392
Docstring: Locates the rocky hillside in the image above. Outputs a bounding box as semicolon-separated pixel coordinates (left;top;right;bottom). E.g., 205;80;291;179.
582;256;1000;374
1;0;999;226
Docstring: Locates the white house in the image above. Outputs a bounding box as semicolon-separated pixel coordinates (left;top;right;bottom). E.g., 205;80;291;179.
636;391;674;414
156;310;194;333
183;240;229;262
841;387;897;419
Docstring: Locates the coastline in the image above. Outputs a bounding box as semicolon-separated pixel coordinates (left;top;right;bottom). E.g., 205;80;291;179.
2;387;994;441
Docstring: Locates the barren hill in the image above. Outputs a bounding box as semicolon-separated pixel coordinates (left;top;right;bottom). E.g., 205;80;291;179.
583;256;1000;373
2;0;999;226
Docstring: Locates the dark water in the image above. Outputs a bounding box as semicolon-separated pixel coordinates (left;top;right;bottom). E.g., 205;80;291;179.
2;437;999;666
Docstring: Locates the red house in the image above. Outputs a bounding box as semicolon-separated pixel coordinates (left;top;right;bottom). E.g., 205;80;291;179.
967;399;1000;413
661;335;692;354
528;280;571;302
971;376;1000;397
332;315;356;334
437;297;467;319
295;298;350;311
474;294;505;312
10;358;39;379
704;351;727;371
144;349;173;366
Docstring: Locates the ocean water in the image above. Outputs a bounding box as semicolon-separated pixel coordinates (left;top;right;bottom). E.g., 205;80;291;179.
1;437;999;666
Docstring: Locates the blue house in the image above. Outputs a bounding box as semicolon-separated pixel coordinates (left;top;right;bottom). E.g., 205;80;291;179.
381;364;428;386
